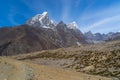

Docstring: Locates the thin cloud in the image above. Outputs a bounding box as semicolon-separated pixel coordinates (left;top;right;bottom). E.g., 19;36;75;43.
92;25;120;34
61;0;72;22
88;15;120;29
8;6;20;25
79;2;120;33
75;0;81;7
80;2;120;21
8;14;20;26
21;0;45;13
8;6;27;26
80;15;120;33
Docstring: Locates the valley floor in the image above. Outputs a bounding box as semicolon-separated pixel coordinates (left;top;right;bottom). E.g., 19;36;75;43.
0;57;114;80
0;41;120;80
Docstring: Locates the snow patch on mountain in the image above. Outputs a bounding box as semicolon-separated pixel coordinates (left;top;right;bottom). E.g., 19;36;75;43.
67;21;79;30
26;11;56;29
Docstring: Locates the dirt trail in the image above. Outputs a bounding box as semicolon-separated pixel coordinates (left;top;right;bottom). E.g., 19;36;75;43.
0;57;34;80
0;57;115;80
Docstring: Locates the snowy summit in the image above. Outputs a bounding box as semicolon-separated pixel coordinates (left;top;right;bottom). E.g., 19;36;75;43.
67;21;79;30
26;11;56;29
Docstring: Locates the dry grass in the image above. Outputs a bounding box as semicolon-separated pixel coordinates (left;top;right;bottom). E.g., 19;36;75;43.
0;57;114;80
11;41;120;79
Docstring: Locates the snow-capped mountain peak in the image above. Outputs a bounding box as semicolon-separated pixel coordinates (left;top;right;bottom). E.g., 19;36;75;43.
38;11;48;22
67;21;79;29
26;11;56;29
42;11;48;15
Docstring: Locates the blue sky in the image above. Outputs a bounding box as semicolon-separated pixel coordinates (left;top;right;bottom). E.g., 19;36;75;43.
0;0;120;33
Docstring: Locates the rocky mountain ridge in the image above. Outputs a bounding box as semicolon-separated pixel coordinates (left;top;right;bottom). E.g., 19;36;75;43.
84;31;120;43
0;12;86;56
0;11;119;55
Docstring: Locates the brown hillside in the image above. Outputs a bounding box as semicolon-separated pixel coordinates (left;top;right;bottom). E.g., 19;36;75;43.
0;57;113;80
12;41;120;79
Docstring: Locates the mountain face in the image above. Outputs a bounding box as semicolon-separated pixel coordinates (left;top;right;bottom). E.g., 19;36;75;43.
67;21;79;30
84;31;120;43
26;12;56;29
84;31;94;43
106;32;120;41
0;25;61;56
0;12;86;56
56;21;86;47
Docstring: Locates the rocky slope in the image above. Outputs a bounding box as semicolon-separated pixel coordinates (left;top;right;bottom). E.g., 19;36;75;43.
0;12;86;56
0;25;60;56
84;31;120;43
